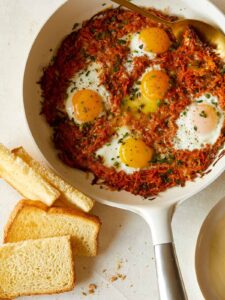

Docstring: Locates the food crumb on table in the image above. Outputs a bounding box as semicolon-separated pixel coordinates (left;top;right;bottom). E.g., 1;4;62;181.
110;275;118;282
117;259;123;270
110;273;127;282
118;273;127;280
88;283;97;294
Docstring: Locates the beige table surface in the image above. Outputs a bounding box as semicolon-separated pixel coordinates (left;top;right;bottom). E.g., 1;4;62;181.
0;0;225;299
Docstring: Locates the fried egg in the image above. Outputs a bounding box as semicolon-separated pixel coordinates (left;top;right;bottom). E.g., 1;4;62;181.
131;27;171;55
96;127;153;174
122;65;170;114
124;27;171;72
174;94;224;150
65;62;110;123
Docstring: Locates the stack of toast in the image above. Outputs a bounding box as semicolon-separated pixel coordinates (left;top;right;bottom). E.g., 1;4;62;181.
0;144;101;298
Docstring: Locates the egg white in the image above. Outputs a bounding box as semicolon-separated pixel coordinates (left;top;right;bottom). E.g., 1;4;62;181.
65;62;110;123
95;126;141;174
173;94;224;150
130;33;156;59
123;33;156;73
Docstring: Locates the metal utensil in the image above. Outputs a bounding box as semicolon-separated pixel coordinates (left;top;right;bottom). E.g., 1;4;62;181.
112;0;225;57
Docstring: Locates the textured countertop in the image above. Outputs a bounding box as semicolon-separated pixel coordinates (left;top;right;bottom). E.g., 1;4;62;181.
0;1;225;299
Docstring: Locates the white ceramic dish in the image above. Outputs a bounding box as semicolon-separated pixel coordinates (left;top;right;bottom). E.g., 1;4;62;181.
196;198;225;300
23;0;225;298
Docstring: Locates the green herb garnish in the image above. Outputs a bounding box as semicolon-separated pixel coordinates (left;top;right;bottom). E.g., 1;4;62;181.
199;110;207;118
118;39;126;45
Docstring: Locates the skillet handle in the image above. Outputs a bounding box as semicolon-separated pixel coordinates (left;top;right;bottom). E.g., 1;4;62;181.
154;243;187;300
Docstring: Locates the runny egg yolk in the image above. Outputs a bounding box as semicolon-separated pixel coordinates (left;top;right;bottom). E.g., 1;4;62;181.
191;104;218;135
72;89;103;122
141;70;169;102
139;27;171;54
119;137;153;168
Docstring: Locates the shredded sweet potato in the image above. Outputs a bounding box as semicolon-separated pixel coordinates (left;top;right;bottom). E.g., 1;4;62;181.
40;8;225;198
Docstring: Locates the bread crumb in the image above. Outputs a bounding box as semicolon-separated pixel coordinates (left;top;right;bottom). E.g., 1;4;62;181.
117;259;123;270
89;283;97;294
118;273;126;280
102;269;107;273
82;292;87;296
110;275;118;282
110;273;126;282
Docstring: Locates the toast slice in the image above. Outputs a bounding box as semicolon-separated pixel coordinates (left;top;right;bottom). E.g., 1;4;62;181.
4;200;101;256
0;236;75;299
13;147;94;212
0;144;60;205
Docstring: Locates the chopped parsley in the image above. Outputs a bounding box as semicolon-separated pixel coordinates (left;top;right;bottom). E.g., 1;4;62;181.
199;110;207;118
160;174;170;183
118;39;126;45
167;169;173;174
211;99;218;106
113;55;121;73
95;30;111;40
114;161;120;168
111;16;116;22
118;132;129;144
157;100;161;107
151;153;174;164
220;66;225;75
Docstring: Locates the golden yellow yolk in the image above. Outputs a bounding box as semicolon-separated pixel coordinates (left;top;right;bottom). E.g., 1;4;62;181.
123;71;169;114
141;69;169;102
139;27;171;54
192;104;218;135
72;89;103;122
119;137;153;168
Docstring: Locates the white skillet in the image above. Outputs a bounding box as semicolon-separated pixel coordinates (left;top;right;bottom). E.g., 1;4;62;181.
23;0;225;299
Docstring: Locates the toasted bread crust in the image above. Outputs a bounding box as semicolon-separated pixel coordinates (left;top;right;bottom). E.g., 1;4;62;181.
0;143;60;205
0;144;60;205
4;200;101;255
12;147;94;212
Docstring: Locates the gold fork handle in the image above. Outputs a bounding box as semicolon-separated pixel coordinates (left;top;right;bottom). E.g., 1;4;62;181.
111;0;171;26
